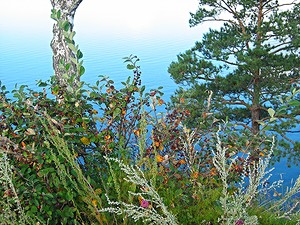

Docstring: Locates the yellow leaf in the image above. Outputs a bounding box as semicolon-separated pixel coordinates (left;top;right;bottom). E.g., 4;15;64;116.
138;195;143;203
158;99;164;106
80;137;90;145
82;122;87;130
134;129;140;137
191;172;199;179
179;159;186;165
92;199;97;207
156;155;164;163
159;144;164;151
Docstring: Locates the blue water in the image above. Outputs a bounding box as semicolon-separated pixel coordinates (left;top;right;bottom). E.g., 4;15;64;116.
0;1;299;193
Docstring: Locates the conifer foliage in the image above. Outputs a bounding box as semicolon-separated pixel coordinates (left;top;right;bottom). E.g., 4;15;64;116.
168;0;300;158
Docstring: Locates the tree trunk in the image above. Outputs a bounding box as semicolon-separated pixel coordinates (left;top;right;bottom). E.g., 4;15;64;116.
50;0;83;94
251;104;260;135
251;71;261;135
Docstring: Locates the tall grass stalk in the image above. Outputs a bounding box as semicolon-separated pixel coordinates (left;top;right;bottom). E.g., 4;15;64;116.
40;113;106;224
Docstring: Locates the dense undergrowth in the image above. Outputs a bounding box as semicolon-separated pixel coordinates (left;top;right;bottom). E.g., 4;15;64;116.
0;55;299;224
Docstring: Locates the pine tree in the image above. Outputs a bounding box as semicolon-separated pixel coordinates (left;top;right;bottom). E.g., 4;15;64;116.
168;0;300;160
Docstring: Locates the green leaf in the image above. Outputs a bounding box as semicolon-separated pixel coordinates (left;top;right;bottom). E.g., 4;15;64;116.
113;108;121;118
70;57;78;65
68;43;77;53
62;206;74;218
65;63;71;71
79;66;85;76
63;21;70;32
288;100;300;107
38;168;55;177
69;31;76;40
127;64;135;70
65;192;73;201
77;49;83;59
50;9;57;20
37;81;48;87
57;10;61;19
268;108;275;118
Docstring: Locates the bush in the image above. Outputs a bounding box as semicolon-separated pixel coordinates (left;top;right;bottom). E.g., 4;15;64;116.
1;57;299;224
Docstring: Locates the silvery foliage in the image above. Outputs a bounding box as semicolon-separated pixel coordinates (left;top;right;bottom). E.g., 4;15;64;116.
212;128;282;225
99;156;178;225
0;152;28;224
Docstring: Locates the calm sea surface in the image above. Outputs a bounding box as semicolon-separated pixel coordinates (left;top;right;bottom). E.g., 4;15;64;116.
0;1;299;190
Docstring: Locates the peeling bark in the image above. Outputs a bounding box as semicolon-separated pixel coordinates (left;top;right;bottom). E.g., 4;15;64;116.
50;0;83;92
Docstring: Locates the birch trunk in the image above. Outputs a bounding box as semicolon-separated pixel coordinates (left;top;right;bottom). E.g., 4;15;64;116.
50;0;83;94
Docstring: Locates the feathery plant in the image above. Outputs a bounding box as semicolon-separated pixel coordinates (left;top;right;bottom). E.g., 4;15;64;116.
100;156;178;225
179;125;201;175
0;151;33;225
212;128;281;225
267;173;300;220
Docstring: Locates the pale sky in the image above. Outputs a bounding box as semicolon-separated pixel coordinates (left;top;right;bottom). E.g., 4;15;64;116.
76;0;199;35
0;0;201;39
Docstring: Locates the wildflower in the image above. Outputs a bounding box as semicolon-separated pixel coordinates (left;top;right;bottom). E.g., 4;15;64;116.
235;219;244;225
140;199;149;208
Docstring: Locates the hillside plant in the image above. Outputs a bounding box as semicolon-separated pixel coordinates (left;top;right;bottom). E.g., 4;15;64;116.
1;67;300;225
